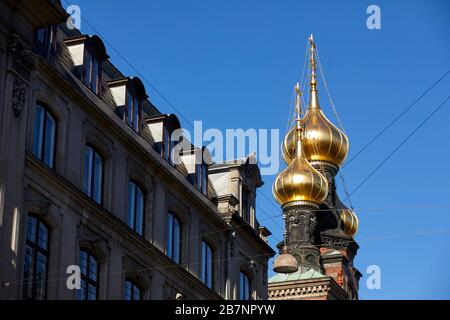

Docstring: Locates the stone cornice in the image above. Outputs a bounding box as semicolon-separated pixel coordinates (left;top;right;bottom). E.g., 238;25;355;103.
268;276;348;300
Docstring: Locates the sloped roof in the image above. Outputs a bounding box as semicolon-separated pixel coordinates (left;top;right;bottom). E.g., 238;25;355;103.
269;266;327;283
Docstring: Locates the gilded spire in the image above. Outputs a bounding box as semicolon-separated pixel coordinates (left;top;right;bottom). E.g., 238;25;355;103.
308;34;319;110
294;87;303;158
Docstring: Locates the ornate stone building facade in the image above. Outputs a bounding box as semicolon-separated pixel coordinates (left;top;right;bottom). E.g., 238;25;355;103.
0;0;274;300
269;36;361;300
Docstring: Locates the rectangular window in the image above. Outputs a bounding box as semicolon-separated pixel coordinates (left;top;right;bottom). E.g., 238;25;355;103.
77;250;99;300
124;280;141;300
83;51;101;94
127;181;144;235
163;127;171;162
239;272;251;300
167;212;181;264
195;163;208;195
32;104;56;168
133;97;139;132
201;241;214;289
23;215;49;300
84;52;92;87
126;91;133;127
34;26;57;55
83;146;104;205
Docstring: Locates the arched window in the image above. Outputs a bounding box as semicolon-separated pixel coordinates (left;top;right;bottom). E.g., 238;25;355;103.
167;212;181;264
124;279;141;300
77;249;99;300
239;272;251;300
127;181;144;236
23;214;50;300
83;145;104;205
200;240;214;289
33;104;56;168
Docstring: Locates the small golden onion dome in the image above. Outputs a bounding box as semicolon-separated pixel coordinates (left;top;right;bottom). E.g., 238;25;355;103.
273;120;328;206
273;252;298;273
281;125;297;164
302;104;349;166
340;208;359;237
283;35;349;167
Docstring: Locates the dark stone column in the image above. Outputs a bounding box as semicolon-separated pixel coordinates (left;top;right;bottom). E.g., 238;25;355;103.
283;201;321;271
310;161;338;206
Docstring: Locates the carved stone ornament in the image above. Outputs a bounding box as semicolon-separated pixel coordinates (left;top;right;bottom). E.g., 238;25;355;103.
12;77;26;116
286;208;318;247
8;34;36;81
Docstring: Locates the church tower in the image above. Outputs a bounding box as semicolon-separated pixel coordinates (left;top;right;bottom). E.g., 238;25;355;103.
268;35;361;300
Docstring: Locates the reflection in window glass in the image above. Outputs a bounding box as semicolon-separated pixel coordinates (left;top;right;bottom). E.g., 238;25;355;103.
239;272;251;300
167;212;181;264
32;105;56;168
77;250;99;300
83;146;103;204
127;181;144;235
201;240;213;289
124;280;141;300
23;215;49;300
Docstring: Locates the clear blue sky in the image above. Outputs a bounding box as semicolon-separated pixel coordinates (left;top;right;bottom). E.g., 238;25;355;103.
66;0;450;299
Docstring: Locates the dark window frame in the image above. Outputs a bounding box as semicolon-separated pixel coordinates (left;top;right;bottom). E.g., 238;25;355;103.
195;163;208;196
22;214;50;300
200;240;214;289
124;279;142;300
127;180;145;236
82;48;102;95
32;103;57;169
162;125;175;164
239;271;251;300
78;249;99;300
34;25;57;55
125;88;141;133
83;144;104;205
166;212;182;264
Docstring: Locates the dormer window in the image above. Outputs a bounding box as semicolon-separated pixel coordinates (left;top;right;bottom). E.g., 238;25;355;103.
34;25;57;55
65;35;109;95
83;50;100;93
145;114;181;164
195;163;208;195
108;77;147;133
126;91;139;131
180;146;211;196
162;125;175;163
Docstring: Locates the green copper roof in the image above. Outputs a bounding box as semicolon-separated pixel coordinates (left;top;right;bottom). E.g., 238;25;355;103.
269;267;326;283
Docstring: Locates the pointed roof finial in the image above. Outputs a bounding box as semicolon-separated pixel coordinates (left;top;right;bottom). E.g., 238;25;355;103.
308;34;319;109
295;82;302;120
294;83;304;156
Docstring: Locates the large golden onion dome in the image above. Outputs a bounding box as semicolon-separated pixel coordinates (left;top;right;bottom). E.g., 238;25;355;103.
340;208;359;237
273;116;328;206
282;35;349;167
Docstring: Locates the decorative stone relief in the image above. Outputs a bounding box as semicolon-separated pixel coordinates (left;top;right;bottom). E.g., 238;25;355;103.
7;34;36;117
7;34;36;81
12;77;26;116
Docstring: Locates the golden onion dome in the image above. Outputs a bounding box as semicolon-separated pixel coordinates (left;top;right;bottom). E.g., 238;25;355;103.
340;208;359;237
282;35;349;167
273;119;328;206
